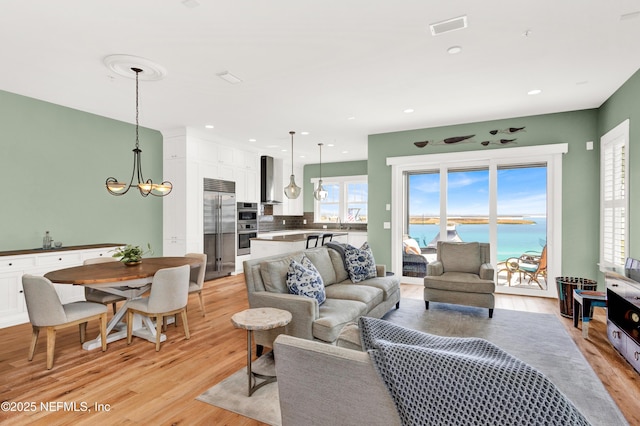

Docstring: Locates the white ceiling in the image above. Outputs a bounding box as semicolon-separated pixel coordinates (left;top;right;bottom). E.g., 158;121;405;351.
2;0;639;164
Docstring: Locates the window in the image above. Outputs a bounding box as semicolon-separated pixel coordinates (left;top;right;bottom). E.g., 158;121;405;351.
312;175;367;223
600;119;629;271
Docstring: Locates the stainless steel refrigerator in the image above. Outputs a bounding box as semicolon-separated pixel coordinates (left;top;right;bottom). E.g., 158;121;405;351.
203;178;236;280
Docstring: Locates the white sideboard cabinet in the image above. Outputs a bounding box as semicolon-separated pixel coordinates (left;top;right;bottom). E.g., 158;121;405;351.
0;244;122;329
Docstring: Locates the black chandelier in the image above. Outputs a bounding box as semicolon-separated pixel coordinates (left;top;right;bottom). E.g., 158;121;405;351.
105;67;172;197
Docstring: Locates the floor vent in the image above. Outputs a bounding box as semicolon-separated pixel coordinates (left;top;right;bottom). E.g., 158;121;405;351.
429;15;468;36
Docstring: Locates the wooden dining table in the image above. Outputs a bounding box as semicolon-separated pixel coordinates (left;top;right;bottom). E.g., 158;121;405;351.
45;257;201;350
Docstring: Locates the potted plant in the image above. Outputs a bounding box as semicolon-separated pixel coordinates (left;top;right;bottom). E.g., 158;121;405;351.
112;243;153;265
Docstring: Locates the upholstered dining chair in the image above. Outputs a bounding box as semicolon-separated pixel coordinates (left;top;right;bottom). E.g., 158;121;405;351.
185;252;207;316
22;274;107;369
126;264;191;351
83;257;126;314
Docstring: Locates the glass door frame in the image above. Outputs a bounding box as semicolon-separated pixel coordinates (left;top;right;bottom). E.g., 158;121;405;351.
387;144;568;298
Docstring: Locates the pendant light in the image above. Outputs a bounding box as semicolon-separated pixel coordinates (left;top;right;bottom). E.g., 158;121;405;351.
283;130;301;199
105;67;172;197
313;143;328;201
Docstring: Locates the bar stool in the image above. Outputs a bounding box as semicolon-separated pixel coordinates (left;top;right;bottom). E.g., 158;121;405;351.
306;235;319;249
321;233;333;245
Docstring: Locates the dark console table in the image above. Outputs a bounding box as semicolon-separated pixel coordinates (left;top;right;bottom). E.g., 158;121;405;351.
606;270;640;373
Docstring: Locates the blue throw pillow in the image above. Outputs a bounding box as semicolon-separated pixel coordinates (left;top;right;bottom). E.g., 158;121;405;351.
344;242;377;283
286;255;326;304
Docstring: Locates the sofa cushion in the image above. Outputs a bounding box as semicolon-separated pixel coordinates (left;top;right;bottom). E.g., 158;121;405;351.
324;284;383;312
286;255;326;305
328;248;349;283
440;242;481;274
345;242;377;283
423;272;495;294
355;276;400;299
305;248;337;286
260;253;304;293
313;298;368;342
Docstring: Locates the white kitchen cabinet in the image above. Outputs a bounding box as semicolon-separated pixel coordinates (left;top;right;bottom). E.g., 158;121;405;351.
348;232;368;248
162;129;263;256
0;245;123;328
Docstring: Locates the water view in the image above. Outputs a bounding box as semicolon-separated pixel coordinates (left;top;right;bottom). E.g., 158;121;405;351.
408;216;546;261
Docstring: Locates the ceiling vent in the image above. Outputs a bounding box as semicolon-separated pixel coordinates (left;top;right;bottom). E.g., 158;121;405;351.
429;15;468;36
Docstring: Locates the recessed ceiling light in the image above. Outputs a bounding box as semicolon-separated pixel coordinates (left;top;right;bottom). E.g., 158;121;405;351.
342;151;349;154
248;138;256;142
299;155;305;158
205;124;214;129
447;46;462;54
327;144;335;147
216;71;242;84
347;116;356;120
181;0;200;8
281;149;287;152
404;108;415;113
301;131;309;135
527;89;542;95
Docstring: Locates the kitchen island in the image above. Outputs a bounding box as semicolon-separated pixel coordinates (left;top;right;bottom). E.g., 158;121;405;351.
251;231;348;260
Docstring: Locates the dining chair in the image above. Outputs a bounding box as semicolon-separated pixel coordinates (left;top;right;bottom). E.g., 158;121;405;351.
321;233;333;246
22;274;107;370
83;257;126;314
185;253;207;316
126;264;191;351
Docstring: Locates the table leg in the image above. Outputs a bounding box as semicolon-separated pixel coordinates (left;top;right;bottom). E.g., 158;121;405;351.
582;300;592;339
246;329;253;396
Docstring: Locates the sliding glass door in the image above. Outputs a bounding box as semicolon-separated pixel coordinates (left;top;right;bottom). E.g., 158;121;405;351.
400;151;555;297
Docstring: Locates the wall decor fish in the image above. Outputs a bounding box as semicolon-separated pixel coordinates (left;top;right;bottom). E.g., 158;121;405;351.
414;141;429;148
499;138;517;144
489;126;525;135
442;134;475;144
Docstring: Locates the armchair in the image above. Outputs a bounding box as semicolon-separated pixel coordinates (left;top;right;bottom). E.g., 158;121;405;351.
423;241;495;318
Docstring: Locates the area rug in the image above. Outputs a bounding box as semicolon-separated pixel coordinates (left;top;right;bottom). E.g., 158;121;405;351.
196;367;281;426
197;298;627;426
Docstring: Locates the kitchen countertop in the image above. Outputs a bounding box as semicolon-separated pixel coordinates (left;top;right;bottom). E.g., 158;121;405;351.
252;231;348;242
0;243;124;257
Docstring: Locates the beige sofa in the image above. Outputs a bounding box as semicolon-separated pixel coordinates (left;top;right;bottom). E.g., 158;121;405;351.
243;245;401;349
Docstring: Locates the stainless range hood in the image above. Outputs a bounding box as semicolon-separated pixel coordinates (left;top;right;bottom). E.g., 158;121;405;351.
261;156;282;204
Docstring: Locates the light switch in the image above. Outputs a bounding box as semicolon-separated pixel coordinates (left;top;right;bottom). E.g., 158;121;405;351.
586;141;593;151
383;222;391;229
386;204;391;211
303;219;307;225
282;220;286;225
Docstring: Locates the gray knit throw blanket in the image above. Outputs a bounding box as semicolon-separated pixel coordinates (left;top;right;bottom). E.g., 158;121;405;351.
359;317;591;426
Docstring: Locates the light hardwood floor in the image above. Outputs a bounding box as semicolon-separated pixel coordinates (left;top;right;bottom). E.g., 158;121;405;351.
1;276;639;425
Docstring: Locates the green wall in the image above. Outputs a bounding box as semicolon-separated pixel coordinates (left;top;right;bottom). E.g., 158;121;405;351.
598;69;640;259
0;89;163;253
367;109;601;281
302;160;368;212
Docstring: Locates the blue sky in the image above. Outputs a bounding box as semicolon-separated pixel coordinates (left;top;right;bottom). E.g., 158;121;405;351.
409;166;547;216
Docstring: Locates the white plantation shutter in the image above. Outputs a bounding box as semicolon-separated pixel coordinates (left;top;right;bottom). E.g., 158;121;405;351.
600;120;629;270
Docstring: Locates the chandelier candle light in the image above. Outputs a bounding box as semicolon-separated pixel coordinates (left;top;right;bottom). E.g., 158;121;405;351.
105;67;172;197
313;143;328;200
283;130;301;199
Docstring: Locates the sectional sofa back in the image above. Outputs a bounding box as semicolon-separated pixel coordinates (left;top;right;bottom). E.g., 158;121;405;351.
243;246;349;295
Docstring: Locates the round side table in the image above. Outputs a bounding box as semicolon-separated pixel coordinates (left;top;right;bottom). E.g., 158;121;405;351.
231;307;292;396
